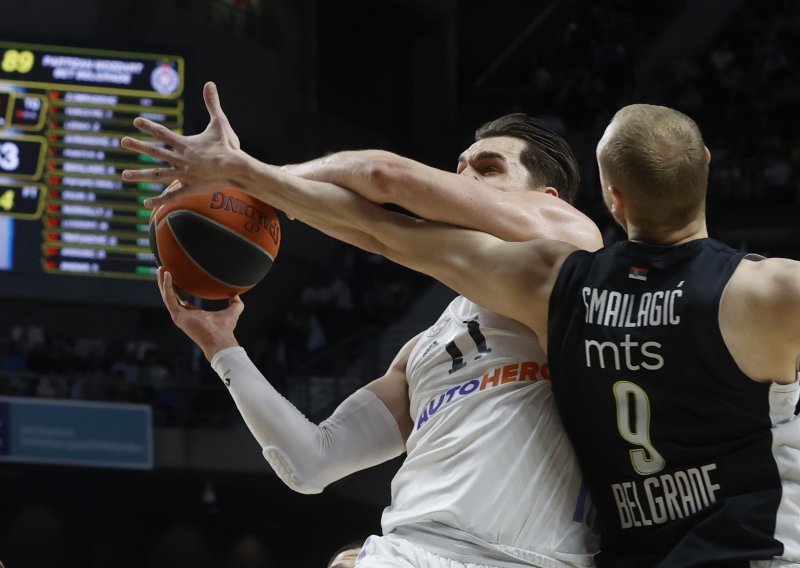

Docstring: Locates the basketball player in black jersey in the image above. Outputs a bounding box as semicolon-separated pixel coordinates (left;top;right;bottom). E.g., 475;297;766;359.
284;103;799;567
119;80;799;563
127;97;800;566
292;103;800;567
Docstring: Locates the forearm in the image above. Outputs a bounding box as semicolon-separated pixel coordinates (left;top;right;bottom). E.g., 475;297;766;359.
223;151;387;254
237;153;512;308
283;150;396;206
224;151;547;327
211;347;405;494
193;328;240;363
337;207;567;335
285;150;602;248
283;150;485;232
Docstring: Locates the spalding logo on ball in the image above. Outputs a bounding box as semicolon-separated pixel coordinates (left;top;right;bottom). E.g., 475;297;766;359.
149;187;281;300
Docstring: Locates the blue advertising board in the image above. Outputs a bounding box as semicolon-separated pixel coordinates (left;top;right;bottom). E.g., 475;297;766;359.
0;396;152;469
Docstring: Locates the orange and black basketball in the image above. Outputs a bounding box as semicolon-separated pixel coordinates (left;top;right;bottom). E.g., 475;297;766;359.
149;186;281;300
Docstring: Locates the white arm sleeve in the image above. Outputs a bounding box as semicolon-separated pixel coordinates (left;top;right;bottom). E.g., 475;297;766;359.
210;346;405;494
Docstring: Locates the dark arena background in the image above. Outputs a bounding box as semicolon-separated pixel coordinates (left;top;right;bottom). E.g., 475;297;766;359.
0;1;798;566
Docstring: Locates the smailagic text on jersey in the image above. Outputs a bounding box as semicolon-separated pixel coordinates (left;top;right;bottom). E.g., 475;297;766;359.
581;284;684;328
580;283;687;372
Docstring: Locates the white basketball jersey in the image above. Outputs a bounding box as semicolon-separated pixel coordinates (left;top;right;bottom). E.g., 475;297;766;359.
382;296;599;565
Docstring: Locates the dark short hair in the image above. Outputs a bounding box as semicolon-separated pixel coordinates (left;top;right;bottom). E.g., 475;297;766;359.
475;113;580;204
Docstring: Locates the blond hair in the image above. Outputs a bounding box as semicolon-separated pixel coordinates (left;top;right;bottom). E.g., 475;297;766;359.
598;104;708;229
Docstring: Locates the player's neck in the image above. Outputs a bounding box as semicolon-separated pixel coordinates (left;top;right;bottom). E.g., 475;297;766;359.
626;219;708;247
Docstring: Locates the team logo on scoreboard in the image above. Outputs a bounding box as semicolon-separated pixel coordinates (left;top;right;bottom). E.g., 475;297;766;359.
150;62;180;95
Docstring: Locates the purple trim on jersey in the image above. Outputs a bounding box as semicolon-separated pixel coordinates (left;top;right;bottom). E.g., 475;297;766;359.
356;537;370;563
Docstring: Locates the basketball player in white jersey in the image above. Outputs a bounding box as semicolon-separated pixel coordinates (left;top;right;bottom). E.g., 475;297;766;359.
123;82;603;567
138;100;800;566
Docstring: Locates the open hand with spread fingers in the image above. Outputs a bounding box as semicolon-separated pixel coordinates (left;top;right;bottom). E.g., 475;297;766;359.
121;81;245;209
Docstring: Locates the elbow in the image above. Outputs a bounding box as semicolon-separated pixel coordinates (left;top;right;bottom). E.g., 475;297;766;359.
501;222;540;243
263;447;325;494
363;154;410;204
491;212;545;242
285;482;323;496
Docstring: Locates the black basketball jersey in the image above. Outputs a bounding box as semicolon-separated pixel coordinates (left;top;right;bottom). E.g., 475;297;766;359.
547;238;800;567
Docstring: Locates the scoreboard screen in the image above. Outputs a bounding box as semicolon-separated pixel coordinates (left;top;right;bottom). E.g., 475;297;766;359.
0;41;184;303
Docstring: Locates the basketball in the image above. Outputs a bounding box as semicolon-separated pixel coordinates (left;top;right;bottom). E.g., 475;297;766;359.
149;186;281;300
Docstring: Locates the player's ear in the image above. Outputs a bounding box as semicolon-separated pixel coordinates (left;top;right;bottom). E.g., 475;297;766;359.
704;146;711;164
610;186;624;212
604;185;625;216
543;186;558;198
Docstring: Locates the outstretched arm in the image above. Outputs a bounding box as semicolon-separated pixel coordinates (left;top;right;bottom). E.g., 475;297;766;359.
284;151;602;250
122;82;600;252
121;83;386;254
149;150;571;336
157;267;413;494
124;83;578;334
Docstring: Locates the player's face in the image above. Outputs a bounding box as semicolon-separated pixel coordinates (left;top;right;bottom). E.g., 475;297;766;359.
456;136;536;193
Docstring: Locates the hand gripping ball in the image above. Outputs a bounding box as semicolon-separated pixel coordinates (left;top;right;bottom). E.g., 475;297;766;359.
149;187;281;300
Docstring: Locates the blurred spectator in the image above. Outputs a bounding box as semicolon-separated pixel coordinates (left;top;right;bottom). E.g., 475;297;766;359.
0;335;26;374
35;376;67;399
139;349;171;389
73;336;106;364
110;344;140;384
10;319;45;357
300;269;356;338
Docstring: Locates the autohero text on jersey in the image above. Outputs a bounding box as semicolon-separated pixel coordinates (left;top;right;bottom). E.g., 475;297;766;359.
416;360;548;430
581;284;685;371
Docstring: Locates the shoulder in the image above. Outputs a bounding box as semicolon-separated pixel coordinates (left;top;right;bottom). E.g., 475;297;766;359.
492;238;579;286
722;256;800;382
735;257;800;333
503;191;603;250
730;256;800;307
396;332;424;363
